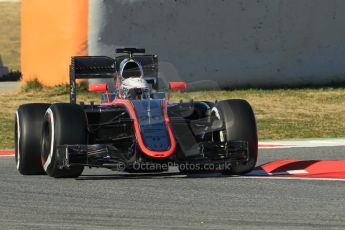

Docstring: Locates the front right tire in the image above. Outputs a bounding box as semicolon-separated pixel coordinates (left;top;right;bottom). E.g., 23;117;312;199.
41;103;87;178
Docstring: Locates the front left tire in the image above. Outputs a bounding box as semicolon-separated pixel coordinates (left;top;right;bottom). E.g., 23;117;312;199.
212;99;258;175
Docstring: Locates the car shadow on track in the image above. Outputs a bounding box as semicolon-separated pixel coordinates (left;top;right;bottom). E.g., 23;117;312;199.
77;172;236;180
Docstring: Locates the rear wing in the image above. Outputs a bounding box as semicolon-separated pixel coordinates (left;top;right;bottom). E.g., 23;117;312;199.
70;56;115;103
69;54;158;103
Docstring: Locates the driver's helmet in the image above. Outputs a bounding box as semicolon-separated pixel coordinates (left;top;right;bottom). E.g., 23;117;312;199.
120;77;149;99
118;59;149;99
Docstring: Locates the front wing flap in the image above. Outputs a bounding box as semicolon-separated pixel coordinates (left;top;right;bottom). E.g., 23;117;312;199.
55;140;248;170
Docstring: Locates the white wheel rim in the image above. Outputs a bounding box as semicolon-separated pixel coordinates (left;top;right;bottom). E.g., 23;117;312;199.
43;108;54;171
16;111;20;170
211;107;221;120
211;107;225;142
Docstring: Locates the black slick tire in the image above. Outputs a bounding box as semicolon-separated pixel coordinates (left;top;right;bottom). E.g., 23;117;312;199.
15;103;50;175
41;103;87;178
213;99;258;175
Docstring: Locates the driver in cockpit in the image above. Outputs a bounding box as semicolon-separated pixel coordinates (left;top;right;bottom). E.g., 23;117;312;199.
116;59;149;100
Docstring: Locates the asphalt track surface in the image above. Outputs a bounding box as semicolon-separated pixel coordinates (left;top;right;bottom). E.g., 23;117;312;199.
1;146;345;229
0;81;20;93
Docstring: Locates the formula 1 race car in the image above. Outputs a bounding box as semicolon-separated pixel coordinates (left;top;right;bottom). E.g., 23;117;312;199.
15;48;258;178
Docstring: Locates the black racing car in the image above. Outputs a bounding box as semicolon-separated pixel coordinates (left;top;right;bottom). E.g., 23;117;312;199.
15;48;257;178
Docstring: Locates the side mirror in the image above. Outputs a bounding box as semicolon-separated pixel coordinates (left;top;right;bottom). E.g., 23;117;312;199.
169;82;187;90
88;84;107;93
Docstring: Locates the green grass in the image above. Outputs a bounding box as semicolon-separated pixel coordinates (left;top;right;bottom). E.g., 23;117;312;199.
20;78;43;92
1;84;345;149
0;2;20;71
170;88;345;140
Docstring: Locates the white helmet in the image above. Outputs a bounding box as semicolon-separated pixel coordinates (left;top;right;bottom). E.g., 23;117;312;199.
118;58;149;99
120;77;149;99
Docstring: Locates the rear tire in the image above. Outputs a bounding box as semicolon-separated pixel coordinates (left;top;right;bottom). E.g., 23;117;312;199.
15;103;50;175
41;103;86;178
213;99;258;175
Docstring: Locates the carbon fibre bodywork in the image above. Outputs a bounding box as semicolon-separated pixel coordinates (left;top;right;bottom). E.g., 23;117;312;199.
55;98;248;171
15;48;257;178
56;48;251;172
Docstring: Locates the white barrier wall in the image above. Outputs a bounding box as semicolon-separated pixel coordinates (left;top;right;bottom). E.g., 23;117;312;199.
89;0;345;89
